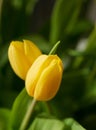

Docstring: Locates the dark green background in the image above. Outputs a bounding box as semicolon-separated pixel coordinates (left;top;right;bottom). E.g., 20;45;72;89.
0;0;96;130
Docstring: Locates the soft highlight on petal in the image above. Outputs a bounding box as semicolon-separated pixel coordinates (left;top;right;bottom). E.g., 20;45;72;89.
25;55;48;96
8;40;42;80
23;40;42;63
34;60;63;100
25;54;63;101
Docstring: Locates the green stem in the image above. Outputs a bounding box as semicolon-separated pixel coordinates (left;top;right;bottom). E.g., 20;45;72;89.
49;41;60;55
19;98;37;130
19;41;60;130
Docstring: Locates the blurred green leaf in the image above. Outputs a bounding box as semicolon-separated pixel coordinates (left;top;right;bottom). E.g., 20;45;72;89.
11;0;38;14
10;88;32;130
28;117;64;130
50;0;84;44
11;0;23;10
83;81;96;106
0;108;11;130
25;0;38;15
73;27;96;68
66;20;93;36
28;116;86;130
10;88;50;130
86;27;96;52
63;118;86;130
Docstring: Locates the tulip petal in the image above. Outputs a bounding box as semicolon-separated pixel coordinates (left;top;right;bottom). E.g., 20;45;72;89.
25;55;48;96
8;41;30;79
8;40;42;80
25;54;63;101
26;55;60;96
11;41;24;52
34;60;63;101
23;40;41;63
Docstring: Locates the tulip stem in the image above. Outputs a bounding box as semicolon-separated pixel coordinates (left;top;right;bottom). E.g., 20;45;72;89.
49;41;60;55
19;98;37;130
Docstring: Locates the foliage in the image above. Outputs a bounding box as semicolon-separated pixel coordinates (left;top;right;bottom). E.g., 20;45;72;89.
0;0;96;130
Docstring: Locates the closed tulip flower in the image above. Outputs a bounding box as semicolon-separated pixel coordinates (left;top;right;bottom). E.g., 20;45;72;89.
25;54;63;101
8;40;42;80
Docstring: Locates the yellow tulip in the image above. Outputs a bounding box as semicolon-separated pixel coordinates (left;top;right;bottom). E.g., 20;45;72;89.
25;54;63;101
8;40;42;80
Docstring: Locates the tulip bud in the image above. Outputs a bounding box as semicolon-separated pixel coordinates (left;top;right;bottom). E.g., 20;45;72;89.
25;55;63;101
8;40;42;80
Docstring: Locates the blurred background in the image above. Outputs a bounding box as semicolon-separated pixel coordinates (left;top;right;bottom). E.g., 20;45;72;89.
0;0;96;130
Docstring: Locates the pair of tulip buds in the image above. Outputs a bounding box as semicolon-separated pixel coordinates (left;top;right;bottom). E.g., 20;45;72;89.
8;40;63;101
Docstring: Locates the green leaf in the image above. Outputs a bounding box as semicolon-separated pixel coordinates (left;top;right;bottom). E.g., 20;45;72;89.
11;0;38;14
25;0;38;15
64;118;86;130
66;20;93;36
11;0;24;10
28;116;86;130
50;0;84;44
83;80;96;106
0;108;11;130
86;27;96;52
10;88;32;130
73;28;96;68
28;117;64;130
10;88;50;130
